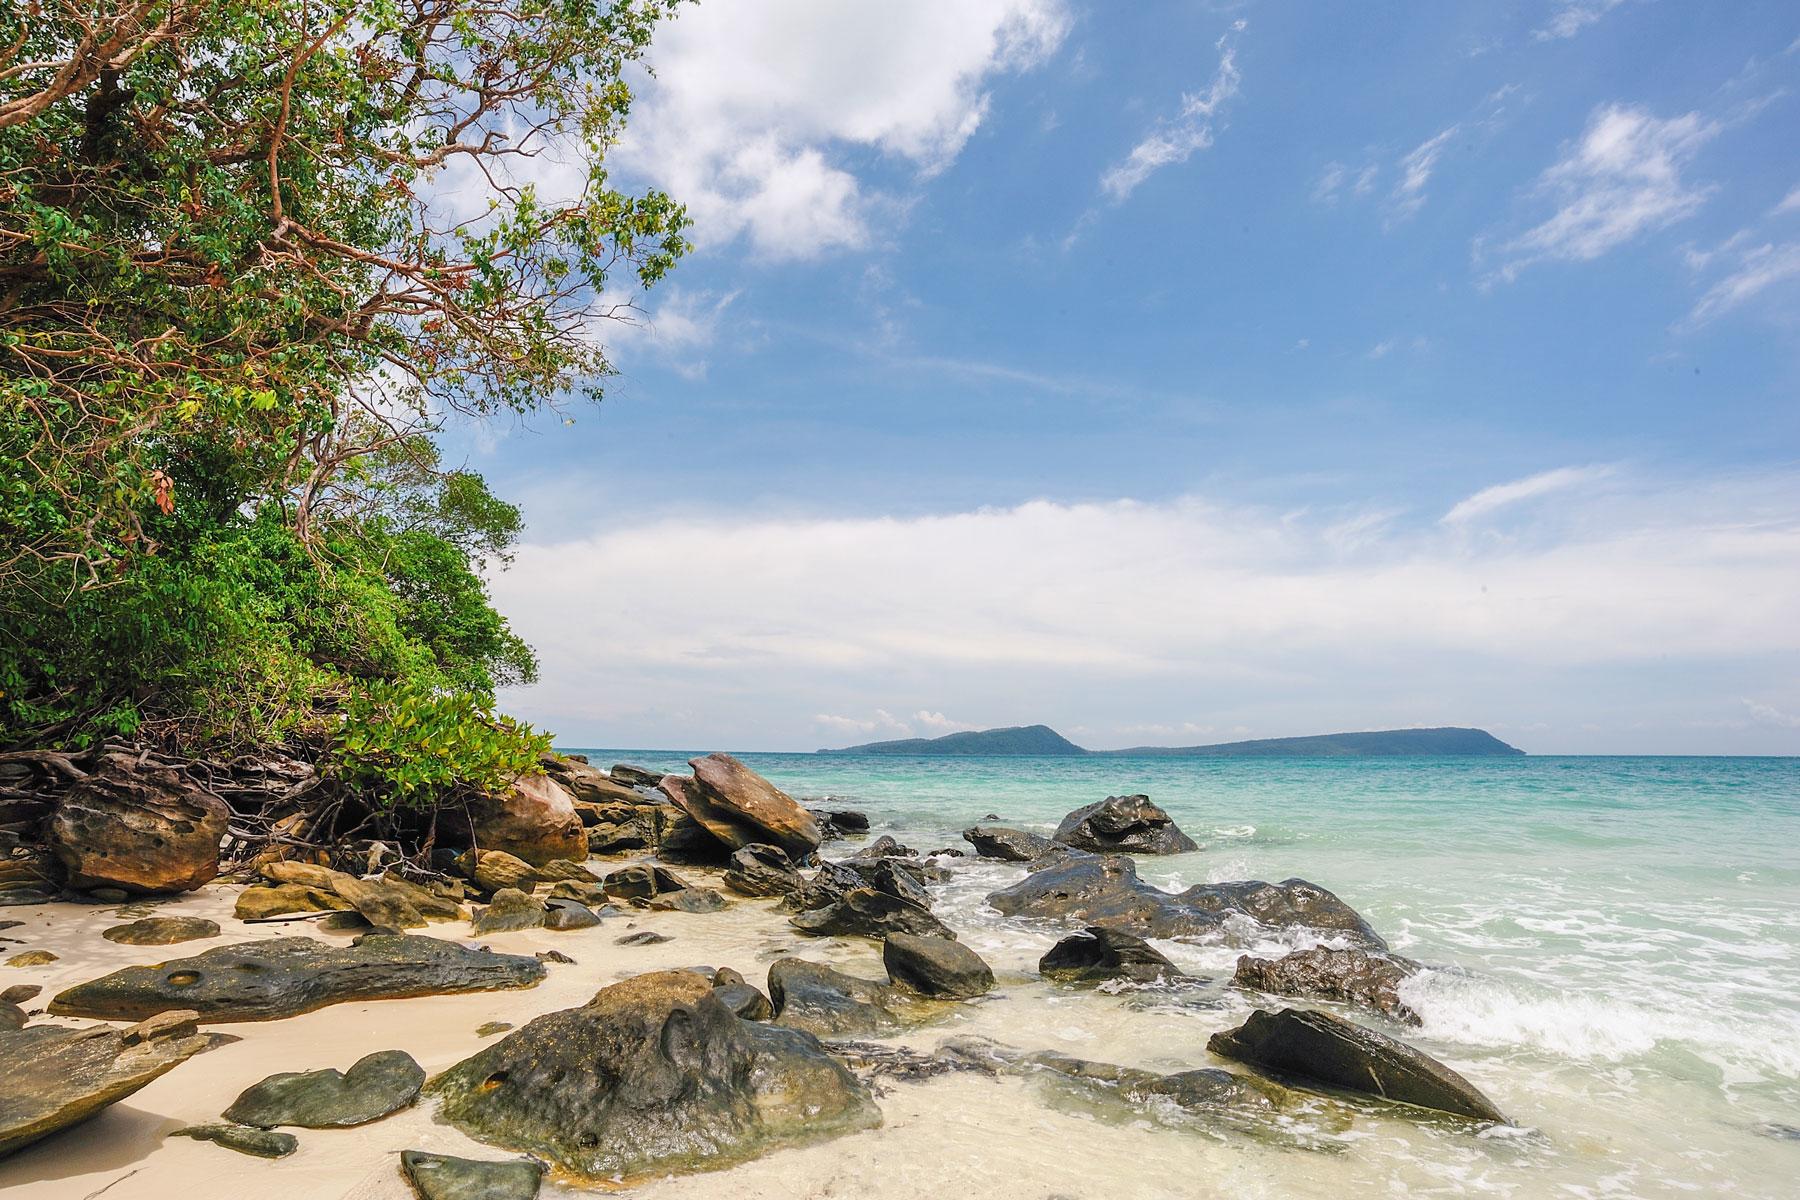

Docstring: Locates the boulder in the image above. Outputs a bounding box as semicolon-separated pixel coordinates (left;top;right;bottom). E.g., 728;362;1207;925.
543;899;601;931
547;879;608;906
51;934;545;1022
1208;1007;1506;1122
7;950;56;966
102;916;221;946
961;825;1058;862
455;849;538;894
987;854;1386;950
609;764;664;789
1232;946;1421;1025
0;847;63;905
1039;927;1185;984
883;933;994;998
602;863;691;901
722;843;802;897
711;968;774;1021
767;958;904;1036
172;1122;297;1158
472;889;547;935
582;802;685;855
533;859;599;884
810;809;870;841
790;887;957;942
223;1048;425;1128
852;835;915;859
1052;795;1197;855
863;857;932;907
616;930;671;946
462;774;586;867
539;753;649;805
781;859;868;913
665;754;821;859
643;888;728;914
46;752;229;894
401;1150;543;1200
427;970;878;1179
0;1015;220;1158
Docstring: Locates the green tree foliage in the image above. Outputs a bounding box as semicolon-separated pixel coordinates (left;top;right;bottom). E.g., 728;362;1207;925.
0;0;690;755
332;679;552;808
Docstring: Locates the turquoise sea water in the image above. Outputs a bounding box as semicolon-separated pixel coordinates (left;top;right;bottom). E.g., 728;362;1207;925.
568;751;1800;1196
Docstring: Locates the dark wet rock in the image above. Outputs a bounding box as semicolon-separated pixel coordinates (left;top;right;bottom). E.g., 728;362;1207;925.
1208;1007;1506;1122
962;825;1058;862
472;888;547;935
428;969;879;1179
781;859;868;912
173;1122;298;1158
1757;1122;1800;1142
583;803;687;856
884;932;994;998
823;1039;989;1083
87;887;130;903
723;843;802;897
402;1149;544;1200
859;857;933;907
532;859;600;884
987;854;1386;950
665;754;822;859
790;887;956;942
316;910;375;932
2;983;41;1003
712;968;774;1021
1233;946;1422;1025
224;1048;424;1128
455;849;537;895
47;752;231;894
1;1002;26;1030
1053;795;1197;855
477;1021;515;1037
534;950;576;965
602;863;691;901
809;808;871;841
0;1015;219;1158
767;958;904;1036
50;934;545;1022
461;773;586;867
543;898;601;931
616;930;671;946
102;916;221;946
1040;927;1186;984
234;882;350;920
0;848;62;905
643;887;728;914
852;835;915;859
7;950;56;966
609;764;664;789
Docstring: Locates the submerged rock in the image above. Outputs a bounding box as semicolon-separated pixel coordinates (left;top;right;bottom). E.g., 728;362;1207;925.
664;754;822;859
616;930;671;946
51;934;545;1021
401;1150;543;1200
224;1049;425;1128
884;932;994;998
790;887;956;942
173;1122;297;1159
1208;1007;1506;1122
723;843;802;896
768;958;904;1036
987;854;1386;950
961;825;1058;862
0;1015;220;1158
1052;794;1197;855
472;888;547;935
428;969;879;1179
1039;926;1186;984
47;752;230;894
1233;946;1421;1024
101;916;222;946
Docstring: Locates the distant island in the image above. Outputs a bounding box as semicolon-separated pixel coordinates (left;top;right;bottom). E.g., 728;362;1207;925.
820;724;1525;757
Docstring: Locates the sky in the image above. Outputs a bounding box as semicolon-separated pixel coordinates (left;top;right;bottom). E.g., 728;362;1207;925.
446;0;1800;755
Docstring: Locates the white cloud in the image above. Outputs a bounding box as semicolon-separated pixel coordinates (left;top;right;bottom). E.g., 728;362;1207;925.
1441;464;1616;524
1388;125;1459;223
1771;184;1800;215
913;710;976;732
1684;241;1800;326
1492;103;1720;281
620;1;1068;259
1099;23;1244;203
1745;700;1800;729
1533;0;1629;42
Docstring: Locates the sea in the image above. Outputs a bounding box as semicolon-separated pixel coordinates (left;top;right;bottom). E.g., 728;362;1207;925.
568;750;1800;1199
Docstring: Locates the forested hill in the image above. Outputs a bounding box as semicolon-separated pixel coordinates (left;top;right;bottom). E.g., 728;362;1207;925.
820;725;1524;757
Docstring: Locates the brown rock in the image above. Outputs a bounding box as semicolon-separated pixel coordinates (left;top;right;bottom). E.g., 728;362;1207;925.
462;774;586;866
46;752;229;894
662;755;820;859
235;883;351;921
456;849;538;894
540;753;651;805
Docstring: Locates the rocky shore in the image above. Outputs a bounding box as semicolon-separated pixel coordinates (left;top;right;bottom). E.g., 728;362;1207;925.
0;755;1516;1198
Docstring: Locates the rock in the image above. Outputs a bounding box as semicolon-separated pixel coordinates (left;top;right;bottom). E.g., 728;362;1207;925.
609;763;664;789
1040;927;1186;984
6;950;58;967
616;930;671;946
224;1049;425;1128
810;809;871;840
316;911;374;932
782;859;868;913
428;970;878;1179
173;1122;298;1158
1052;795;1197;855
477;1021;514;1037
712;969;774;1021
235;882;352;920
47;752;230;894
581;802;687;855
1208;1007;1507;1122
472;889;547;934
852;835;914;859
864;857;931;907
0;848;63;905
643;888;728;914
961;825;1058;862
51;934;546;1021
539;753;650;806
535;950;575;965
456;849;538;894
401;1150;544;1200
87;887;129;903
987;855;1386;950
723;843;802;897
768;958;904;1036
547;878;608;905
602;863;691;900
790;887;956;942
121;1008;201;1043
533;859;599;884
1;1002;26;1030
0;1017;218;1158
462;773;586;867
883;933;994;998
666;754;822;859
1233;946;1421;1024
2;984;42;1003
543;899;601;931
107;917;225;947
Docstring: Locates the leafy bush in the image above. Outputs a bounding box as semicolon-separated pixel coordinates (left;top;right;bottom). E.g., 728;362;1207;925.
330;680;552;809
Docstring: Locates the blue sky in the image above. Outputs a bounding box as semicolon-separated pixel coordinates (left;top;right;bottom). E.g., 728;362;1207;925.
448;1;1800;754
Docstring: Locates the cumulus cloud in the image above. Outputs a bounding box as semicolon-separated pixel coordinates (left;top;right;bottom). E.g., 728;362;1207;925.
1099;23;1244;203
619;1;1068;259
1440;464;1615;524
1490;103;1720;281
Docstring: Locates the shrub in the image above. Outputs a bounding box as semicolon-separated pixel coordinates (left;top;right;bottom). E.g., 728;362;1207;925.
330;680;552;809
